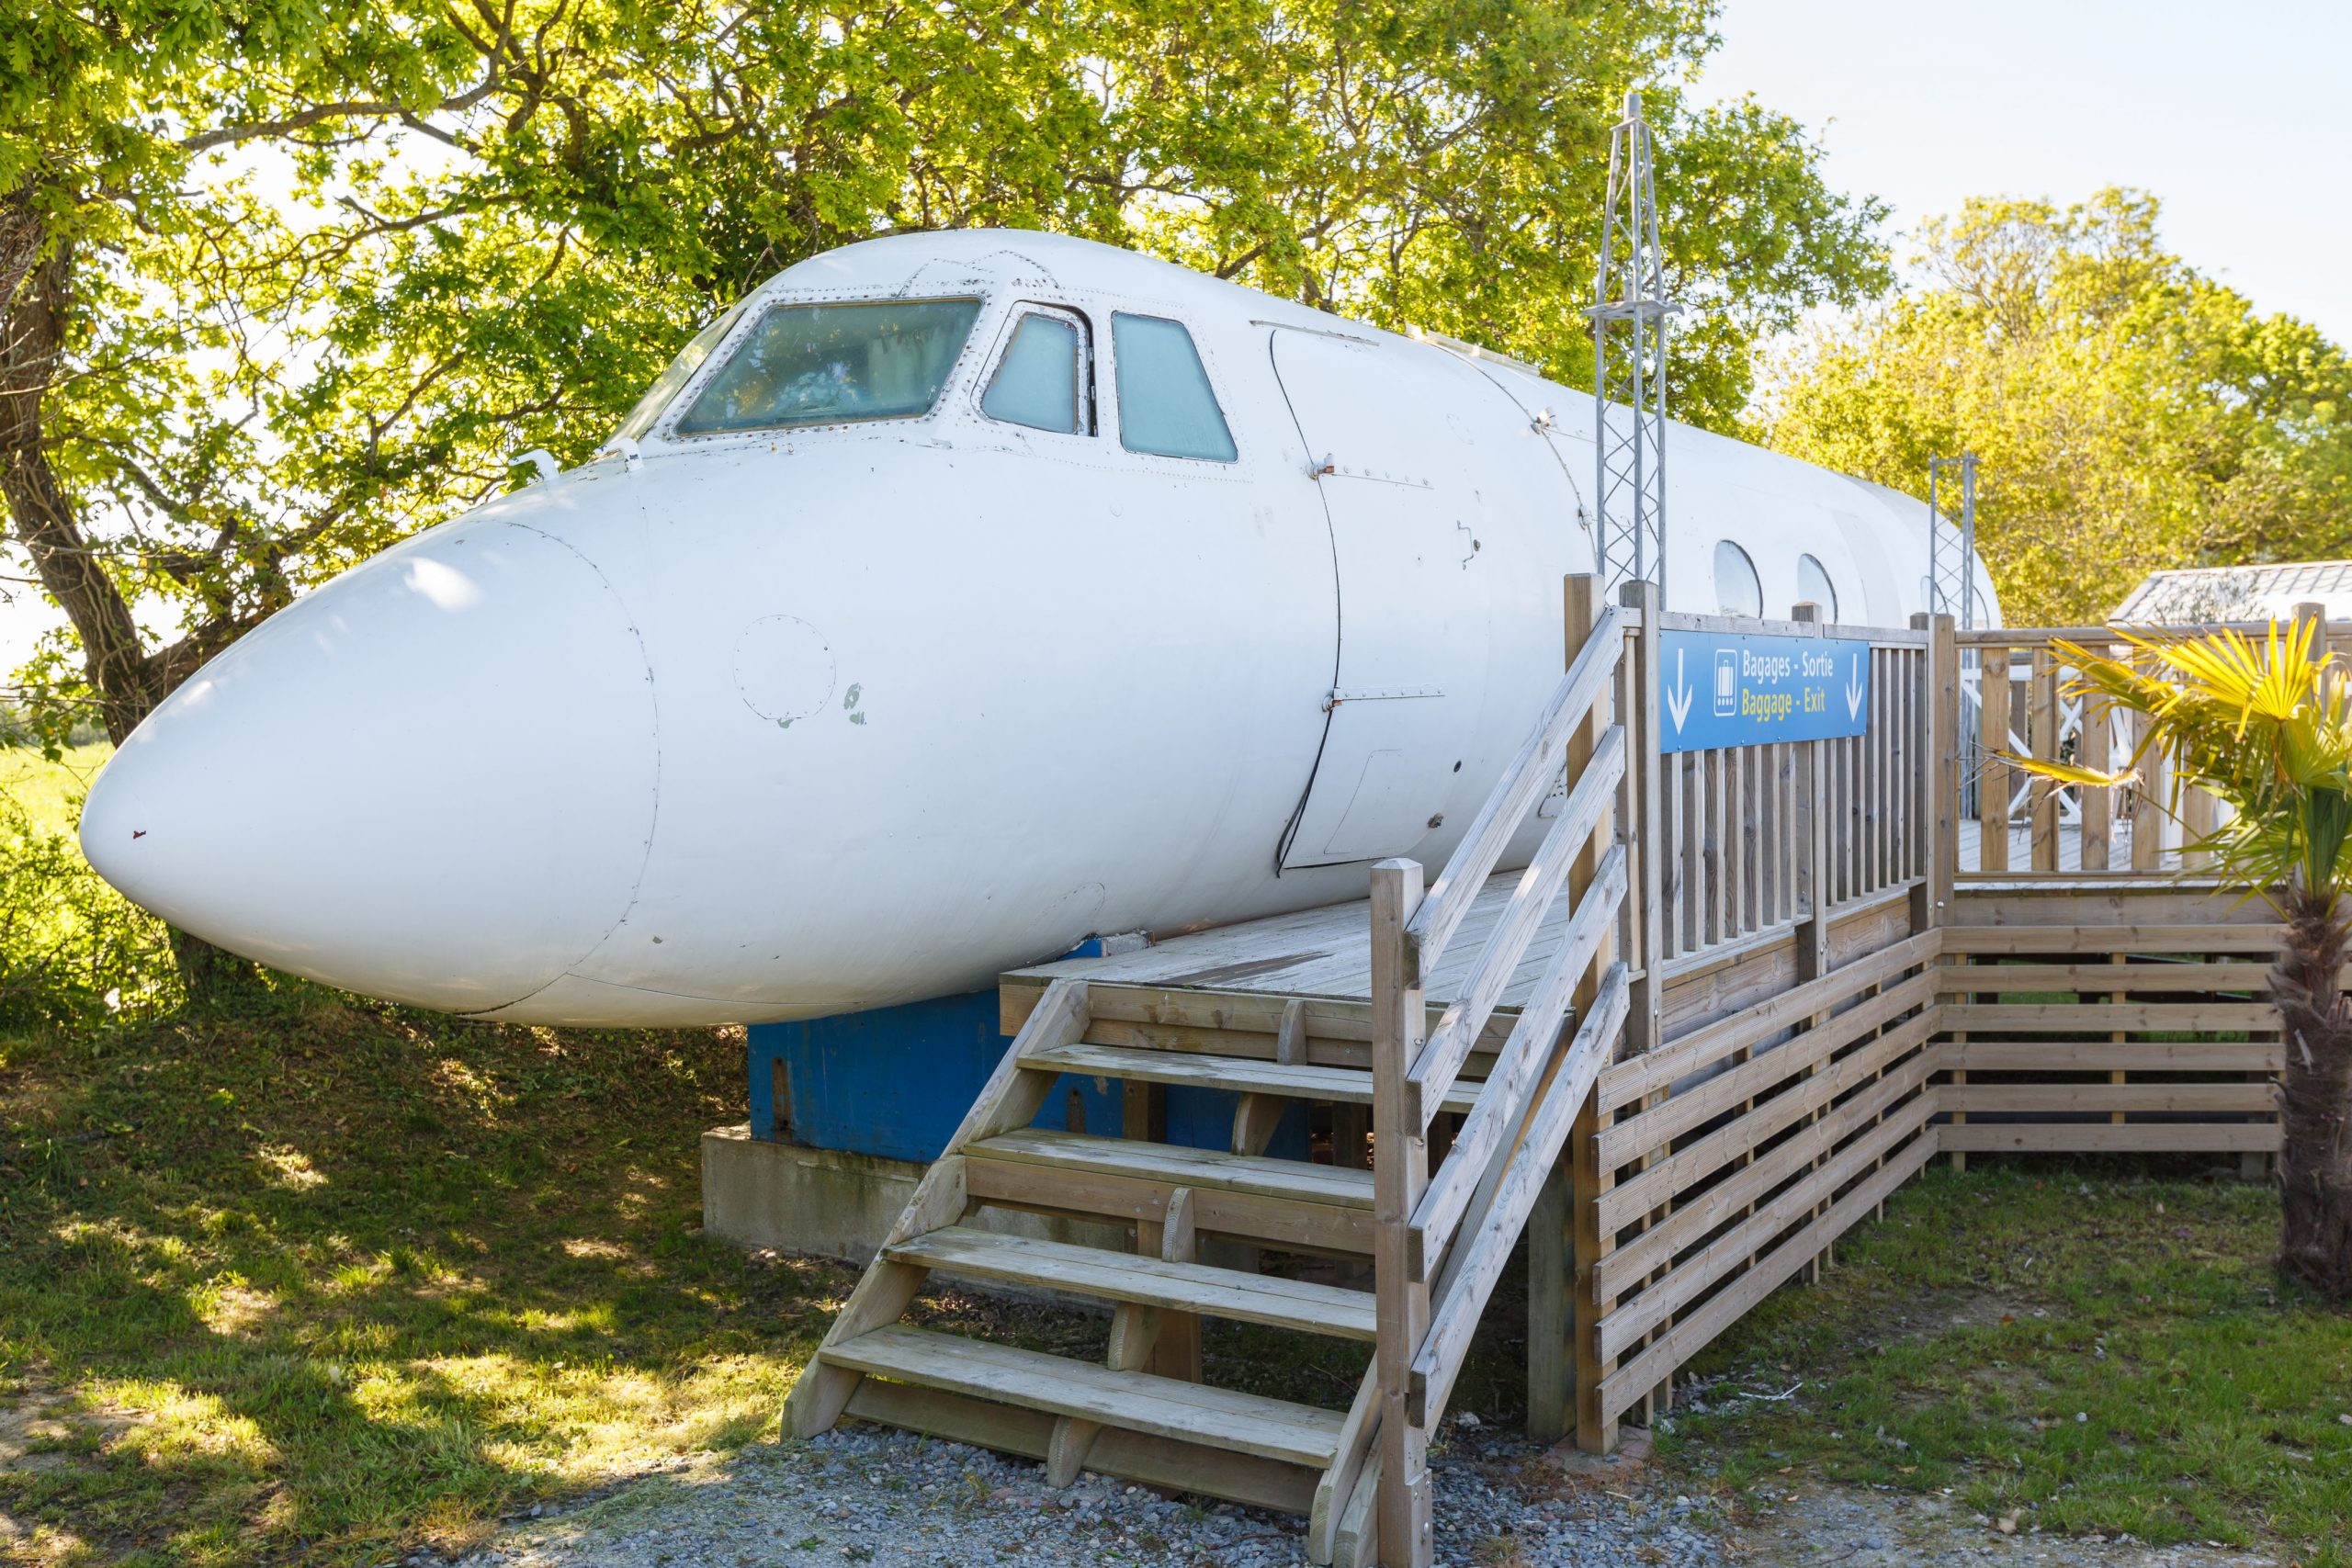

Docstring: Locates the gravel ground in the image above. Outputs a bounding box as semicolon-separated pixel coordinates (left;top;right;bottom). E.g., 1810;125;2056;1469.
455;1419;2290;1568
461;1418;1725;1568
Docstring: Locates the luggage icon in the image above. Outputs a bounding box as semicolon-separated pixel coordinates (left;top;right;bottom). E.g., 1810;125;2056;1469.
1713;649;1739;717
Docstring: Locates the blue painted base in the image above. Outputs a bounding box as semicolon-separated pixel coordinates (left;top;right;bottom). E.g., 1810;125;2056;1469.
748;989;1307;1165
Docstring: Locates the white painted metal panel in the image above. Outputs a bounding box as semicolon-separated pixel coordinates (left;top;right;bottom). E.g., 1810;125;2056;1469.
1272;330;1495;868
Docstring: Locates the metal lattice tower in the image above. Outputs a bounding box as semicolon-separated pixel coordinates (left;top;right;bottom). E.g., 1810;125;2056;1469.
1927;454;1979;630
1590;89;1679;600
1930;454;1984;810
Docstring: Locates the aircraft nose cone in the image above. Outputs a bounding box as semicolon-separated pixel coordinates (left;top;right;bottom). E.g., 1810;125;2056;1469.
80;517;658;1014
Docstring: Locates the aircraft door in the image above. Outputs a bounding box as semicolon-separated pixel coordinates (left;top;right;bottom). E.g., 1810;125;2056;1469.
1272;329;1492;870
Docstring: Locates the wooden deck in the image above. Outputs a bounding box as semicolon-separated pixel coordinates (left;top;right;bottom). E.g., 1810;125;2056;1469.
783;592;2293;1568
1956;818;2166;874
1012;870;1569;1009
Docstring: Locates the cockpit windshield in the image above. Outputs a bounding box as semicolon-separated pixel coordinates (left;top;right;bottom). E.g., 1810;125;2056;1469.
611;302;747;445
673;299;982;435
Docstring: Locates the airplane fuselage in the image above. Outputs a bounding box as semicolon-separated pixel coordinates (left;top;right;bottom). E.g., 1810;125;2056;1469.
80;231;1996;1024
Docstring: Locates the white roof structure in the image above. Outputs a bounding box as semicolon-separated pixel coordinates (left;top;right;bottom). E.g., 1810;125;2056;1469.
2113;561;2352;623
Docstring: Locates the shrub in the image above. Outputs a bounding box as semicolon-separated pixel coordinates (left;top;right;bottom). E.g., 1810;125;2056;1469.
0;790;175;1026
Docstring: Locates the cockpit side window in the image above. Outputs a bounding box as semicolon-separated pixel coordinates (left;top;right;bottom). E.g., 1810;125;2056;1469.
1111;313;1237;462
612;301;747;444
673;298;982;435
981;307;1091;434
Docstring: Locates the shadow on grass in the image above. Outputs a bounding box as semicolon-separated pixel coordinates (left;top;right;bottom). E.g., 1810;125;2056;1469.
1661;1158;2352;1568
0;983;853;1566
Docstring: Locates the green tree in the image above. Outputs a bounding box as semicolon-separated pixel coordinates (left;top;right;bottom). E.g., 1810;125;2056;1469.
1767;188;2352;626
1083;1;1889;425
4;1;1885;995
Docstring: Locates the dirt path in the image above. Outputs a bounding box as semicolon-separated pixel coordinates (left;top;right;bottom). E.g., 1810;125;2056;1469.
1729;1480;2281;1568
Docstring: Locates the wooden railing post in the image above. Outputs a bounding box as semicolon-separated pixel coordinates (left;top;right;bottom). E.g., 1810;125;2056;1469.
1917;612;1956;931
2029;647;2060;872
1564;575;1614;1022
1789;602;1835;1280
1791;603;1828;983
1528;575;1637;1448
2079;642;2112;872
1371;857;1432;1568
1979;641;2011;874
1622;580;1667;1057
1568;1070;1611;1452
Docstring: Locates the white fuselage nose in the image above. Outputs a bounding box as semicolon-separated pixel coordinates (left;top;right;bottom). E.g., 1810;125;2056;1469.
80;478;661;1015
81;434;1378;1023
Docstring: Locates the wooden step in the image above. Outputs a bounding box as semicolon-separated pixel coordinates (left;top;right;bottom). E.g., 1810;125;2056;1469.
887;1224;1377;1341
824;1323;1346;1468
1026;1040;1481;1115
968;1127;1374;1208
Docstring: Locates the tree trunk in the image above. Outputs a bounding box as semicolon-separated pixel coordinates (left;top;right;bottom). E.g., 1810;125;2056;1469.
2269;888;2352;1299
0;210;156;744
166;925;266;1007
3;186;258;1004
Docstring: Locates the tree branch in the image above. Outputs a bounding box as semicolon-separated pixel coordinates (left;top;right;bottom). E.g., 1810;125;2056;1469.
181;73;503;153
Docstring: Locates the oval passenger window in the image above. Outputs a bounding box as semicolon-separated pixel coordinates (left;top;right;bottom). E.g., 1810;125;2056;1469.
1714;540;1763;618
1797;553;1839;621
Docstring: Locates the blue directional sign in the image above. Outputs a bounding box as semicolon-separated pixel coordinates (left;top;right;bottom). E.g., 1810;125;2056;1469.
1657;630;1871;753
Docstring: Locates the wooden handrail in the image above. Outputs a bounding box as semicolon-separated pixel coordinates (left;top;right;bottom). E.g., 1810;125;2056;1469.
1957;619;2352;646
1405;604;1625;981
1404;726;1625;1130
1408;843;1626;1280
1306;1370;1380;1562
1371;582;1628;1560
1408;962;1629;1427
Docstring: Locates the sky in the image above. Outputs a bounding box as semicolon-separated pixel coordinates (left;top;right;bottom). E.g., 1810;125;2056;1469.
1685;0;2352;343
10;0;2352;680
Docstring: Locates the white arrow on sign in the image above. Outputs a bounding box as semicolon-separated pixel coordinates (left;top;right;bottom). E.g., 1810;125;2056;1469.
1667;648;1694;733
1844;651;1866;721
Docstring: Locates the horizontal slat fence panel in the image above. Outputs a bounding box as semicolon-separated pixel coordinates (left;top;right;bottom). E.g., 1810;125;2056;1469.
1558;880;2292;1451
1934;917;2281;1160
1941;1123;2277;1153
1595;1110;1938;1427
1576;918;1941;1435
1939;921;2276;954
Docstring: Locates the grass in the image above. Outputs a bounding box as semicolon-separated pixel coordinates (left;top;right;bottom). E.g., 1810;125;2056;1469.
5;739;2341;1562
1666;1160;2352;1565
0;743;110;839
6;1009;2344;1568
0;991;855;1567
0;743;1419;1565
0;982;1442;1568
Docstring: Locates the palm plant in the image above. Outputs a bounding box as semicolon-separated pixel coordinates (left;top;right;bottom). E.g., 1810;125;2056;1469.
2018;617;2350;1298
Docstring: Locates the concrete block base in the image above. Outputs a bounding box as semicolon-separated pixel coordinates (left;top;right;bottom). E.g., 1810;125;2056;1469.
700;1123;1128;1267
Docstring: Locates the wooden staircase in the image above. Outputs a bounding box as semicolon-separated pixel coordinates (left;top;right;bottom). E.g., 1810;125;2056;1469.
779;976;1394;1559
780;583;1641;1568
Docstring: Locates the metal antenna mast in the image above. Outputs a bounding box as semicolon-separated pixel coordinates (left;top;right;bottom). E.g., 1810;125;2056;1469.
1590;89;1678;600
1927;454;1979;630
